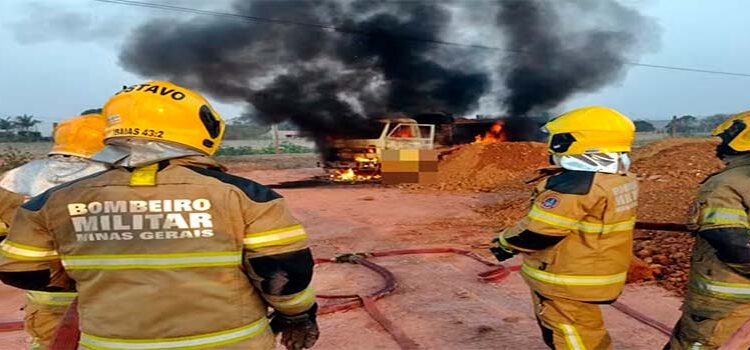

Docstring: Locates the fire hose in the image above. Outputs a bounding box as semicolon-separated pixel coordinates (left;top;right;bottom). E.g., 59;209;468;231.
8;227;694;349
634;221;690;232
317;246;675;349
315;248;518;349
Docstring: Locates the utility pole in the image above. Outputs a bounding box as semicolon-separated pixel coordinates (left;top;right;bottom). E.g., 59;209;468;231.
272;124;280;155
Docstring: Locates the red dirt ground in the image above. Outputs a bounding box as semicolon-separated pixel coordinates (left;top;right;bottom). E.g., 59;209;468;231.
1;138;713;348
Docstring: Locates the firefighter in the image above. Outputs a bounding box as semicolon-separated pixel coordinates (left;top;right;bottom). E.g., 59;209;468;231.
0;112;108;350
0;187;24;241
490;106;637;350
666;111;750;350
0;81;319;350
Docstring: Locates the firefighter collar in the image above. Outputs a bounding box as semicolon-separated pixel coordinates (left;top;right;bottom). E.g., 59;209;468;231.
552;152;631;174
0;157;108;197
721;153;750;170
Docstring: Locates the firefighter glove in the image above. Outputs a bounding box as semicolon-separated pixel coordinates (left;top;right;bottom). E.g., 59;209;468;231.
490;238;516;262
271;303;320;350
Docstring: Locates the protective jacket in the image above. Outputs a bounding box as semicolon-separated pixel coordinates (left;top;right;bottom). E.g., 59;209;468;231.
0;187;24;240
0;156;315;350
0;157;106;349
687;155;750;300
500;170;638;302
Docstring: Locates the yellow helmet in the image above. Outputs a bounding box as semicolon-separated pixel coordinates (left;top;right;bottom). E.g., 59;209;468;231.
102;81;225;155
544;106;635;155
713;110;750;155
49;114;107;158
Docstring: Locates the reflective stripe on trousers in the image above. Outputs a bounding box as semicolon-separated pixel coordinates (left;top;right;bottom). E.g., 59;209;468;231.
26;291;77;306
522;264;626;286
79;317;269;350
559;324;587;350
692;277;750;299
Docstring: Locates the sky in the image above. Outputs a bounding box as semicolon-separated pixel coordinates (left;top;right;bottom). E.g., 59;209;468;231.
1;0;749;135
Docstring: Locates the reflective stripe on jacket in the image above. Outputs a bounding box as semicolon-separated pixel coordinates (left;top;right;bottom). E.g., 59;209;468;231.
501;170;637;302
687;156;750;301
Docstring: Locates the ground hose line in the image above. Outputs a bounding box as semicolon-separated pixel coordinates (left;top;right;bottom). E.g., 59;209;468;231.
0;321;23;332
314;248;516;349
634;221;690;232
315;247;674;348
611;301;673;336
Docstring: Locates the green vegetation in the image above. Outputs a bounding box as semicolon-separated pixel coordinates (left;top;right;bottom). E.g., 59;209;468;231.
215;142;314;156
0;114;44;142
634;120;656;132
665;114;731;134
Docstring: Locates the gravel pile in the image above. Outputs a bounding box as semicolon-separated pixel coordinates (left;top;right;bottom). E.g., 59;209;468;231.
627;138;721;294
431;142;549;192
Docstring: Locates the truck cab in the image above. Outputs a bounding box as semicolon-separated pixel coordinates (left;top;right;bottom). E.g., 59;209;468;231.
324;118;436;176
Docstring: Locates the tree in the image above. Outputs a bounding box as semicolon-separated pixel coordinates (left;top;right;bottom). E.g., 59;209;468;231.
0;117;14;133
665;115;699;133
700;114;731;132
13;114;41;132
80;108;103;115
223;116;272;139
633;120;655;132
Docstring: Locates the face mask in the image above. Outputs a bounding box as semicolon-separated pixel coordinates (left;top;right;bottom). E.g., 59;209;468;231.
552;152;631;174
92;139;203;167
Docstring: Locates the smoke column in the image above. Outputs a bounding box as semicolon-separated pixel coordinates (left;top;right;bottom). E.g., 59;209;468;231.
119;0;489;142
116;0;657;142
497;0;656;139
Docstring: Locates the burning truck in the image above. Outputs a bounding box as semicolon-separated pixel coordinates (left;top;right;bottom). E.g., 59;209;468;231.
323;117;435;181
321;114;544;182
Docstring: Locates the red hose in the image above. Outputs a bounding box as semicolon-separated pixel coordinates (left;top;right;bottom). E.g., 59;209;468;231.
611;301;673;336
48;299;80;350
314;247;517;349
315;247;673;346
0;321;23;332
316;256;397;315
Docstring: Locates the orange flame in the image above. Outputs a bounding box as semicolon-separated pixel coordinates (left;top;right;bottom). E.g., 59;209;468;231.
331;168;381;182
393;127;413;138
474;121;507;143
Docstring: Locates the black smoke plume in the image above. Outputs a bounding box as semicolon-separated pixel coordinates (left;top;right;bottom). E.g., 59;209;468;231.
117;0;656;143
119;0;489;144
497;0;655;122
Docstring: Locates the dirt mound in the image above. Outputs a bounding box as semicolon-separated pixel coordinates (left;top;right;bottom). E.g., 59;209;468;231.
433;142;549;192
627;138;721;294
632;138;721;223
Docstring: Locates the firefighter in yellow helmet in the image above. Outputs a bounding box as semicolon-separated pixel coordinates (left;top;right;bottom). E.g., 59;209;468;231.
490;106;637;349
666;111;750;349
0;112;108;350
0;81;318;350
